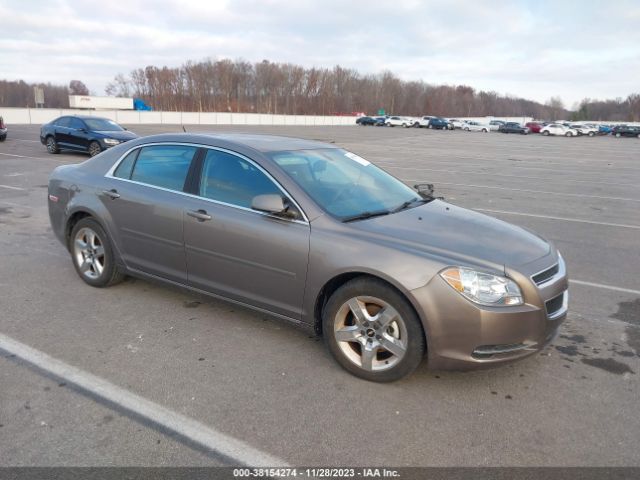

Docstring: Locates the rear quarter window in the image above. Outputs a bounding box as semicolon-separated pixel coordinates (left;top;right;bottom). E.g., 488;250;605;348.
113;149;140;179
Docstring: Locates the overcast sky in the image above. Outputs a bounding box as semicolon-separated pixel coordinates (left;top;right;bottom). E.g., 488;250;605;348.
2;0;639;107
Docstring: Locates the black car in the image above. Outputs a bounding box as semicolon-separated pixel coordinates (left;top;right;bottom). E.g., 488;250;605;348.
612;125;640;138
40;116;138;156
498;122;529;134
427;117;450;130
356;116;385;126
0;116;7;142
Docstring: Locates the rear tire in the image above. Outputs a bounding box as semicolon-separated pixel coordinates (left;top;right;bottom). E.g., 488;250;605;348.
46;136;59;154
70;218;124;288
565;132;572;137
543;131;550;136
88;141;102;157
323;277;425;382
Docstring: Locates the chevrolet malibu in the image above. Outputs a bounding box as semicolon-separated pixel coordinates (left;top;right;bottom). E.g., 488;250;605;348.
48;134;568;382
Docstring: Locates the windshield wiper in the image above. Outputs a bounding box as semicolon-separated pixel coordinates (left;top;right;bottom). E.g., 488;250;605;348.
391;197;428;213
341;210;392;223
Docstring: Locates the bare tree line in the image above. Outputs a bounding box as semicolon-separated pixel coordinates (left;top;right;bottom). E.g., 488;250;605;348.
2;58;639;121
104;60;576;119
0;80;69;109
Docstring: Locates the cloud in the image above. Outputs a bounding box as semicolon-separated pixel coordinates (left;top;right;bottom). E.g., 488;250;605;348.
1;0;639;105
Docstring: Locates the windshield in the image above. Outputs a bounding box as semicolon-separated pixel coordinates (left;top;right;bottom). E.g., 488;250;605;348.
270;148;422;221
84;118;124;132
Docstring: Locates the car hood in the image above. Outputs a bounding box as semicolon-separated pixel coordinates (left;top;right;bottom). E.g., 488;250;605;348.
95;130;138;141
351;200;550;271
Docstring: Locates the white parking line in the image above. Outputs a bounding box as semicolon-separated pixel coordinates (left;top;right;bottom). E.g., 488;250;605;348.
0;332;288;467
6;138;41;143
570;280;640;296
0;184;26;191
419;181;640;203
474;208;640;230
0;152;68;162
0;200;31;208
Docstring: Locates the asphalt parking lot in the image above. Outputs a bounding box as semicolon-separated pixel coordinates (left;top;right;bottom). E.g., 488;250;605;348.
1;124;639;467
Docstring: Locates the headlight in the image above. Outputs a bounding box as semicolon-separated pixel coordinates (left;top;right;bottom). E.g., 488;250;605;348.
103;138;120;145
440;267;523;306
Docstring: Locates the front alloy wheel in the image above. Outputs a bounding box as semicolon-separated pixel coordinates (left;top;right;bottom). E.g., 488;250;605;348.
88;141;102;157
323;278;425;382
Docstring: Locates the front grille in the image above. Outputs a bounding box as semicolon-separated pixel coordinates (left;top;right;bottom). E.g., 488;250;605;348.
532;264;559;285
545;292;565;317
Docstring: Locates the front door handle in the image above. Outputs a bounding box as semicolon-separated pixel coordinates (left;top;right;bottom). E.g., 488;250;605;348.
187;209;212;221
103;189;120;199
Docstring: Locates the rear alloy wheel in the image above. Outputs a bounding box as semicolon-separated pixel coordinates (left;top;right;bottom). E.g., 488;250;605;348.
46;136;59;154
88;141;102;157
323;278;425;382
565;132;573;137
70;218;124;287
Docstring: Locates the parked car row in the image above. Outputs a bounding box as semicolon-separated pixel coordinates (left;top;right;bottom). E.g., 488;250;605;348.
355;115;640;139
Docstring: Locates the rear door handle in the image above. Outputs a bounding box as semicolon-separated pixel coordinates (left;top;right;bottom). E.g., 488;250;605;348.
103;189;120;199
187;209;212;221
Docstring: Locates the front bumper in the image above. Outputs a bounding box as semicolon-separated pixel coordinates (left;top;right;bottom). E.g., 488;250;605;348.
410;255;568;370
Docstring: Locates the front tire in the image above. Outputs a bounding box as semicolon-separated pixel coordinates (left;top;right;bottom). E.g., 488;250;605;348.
588;132;595;137
543;131;550;136
70;218;124;287
46;136;60;154
565;132;572;137
323;278;425;382
88;141;102;157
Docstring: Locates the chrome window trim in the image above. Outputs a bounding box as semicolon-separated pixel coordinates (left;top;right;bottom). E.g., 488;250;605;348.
104;142;310;224
531;254;566;288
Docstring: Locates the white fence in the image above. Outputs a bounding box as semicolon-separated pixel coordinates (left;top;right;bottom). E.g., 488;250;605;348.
0;107;359;126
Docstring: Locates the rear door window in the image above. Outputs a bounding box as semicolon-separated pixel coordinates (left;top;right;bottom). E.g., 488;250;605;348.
130;145;197;191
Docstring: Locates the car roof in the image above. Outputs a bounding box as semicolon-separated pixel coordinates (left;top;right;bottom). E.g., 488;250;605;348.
59;115;113;120
134;133;339;153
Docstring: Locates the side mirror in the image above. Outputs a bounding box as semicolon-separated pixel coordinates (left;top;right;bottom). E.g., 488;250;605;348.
251;194;296;218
